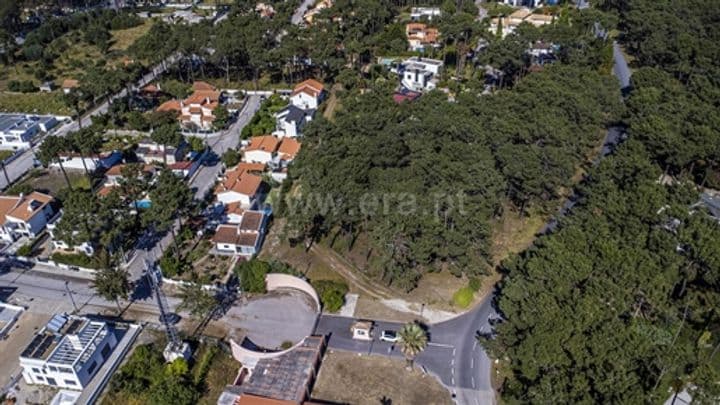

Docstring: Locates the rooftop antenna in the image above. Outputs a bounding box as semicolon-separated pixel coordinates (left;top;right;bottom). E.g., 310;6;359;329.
145;260;192;362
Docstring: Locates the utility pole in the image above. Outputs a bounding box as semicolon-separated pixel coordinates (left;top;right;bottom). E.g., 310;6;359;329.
65;281;78;313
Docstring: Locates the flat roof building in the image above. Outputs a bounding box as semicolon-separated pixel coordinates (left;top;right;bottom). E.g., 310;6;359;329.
0;114;59;150
20;314;118;390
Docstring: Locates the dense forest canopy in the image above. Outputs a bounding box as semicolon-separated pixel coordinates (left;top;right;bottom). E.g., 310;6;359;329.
494;0;720;402
283;64;621;290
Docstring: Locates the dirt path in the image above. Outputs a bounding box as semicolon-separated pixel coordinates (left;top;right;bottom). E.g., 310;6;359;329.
309;244;394;300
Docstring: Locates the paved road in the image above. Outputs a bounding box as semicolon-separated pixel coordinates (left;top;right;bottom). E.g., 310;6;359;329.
187;95;262;200
291;0;315;25
123;94;261;278
613;41;632;90
0;54;180;191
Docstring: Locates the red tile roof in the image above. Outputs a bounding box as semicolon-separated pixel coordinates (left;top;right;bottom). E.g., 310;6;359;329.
292;79;324;98
277;138;301;160
246;136;280;153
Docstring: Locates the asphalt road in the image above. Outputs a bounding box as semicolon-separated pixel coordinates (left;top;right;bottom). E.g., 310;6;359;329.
0;53;180;191
123;94;262;279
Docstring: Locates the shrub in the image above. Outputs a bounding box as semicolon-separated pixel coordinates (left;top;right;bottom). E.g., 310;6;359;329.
221;149;240;167
159;254;188;277
8;80;38;93
312;279;349;313
468;276;481;292
234;259;270;293
51;252;98;269
452;286;475;308
16;243;33;257
280;341;293;350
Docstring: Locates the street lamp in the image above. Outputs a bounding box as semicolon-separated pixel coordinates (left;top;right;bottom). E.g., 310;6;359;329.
65;281;78;314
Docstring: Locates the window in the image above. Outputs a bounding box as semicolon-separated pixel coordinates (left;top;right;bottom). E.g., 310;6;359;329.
35;376;44;381
48;366;57;372
46;377;57;386
101;343;111;359
59;367;73;374
31;368;40;373
64;380;77;386
86;361;97;375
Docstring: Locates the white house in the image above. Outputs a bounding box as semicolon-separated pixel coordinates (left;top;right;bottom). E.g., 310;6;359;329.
47;213;95;256
0;192;57;242
399;57;443;92
212;210;267;256
51;151;122;172
156;81;222;131
0;114;59;150
273;105;314;138
135;138;186;164
243;135;280;165
410;7;441;21
504;0;541;7
290;79;325;110
215;163;265;209
20;314;118;390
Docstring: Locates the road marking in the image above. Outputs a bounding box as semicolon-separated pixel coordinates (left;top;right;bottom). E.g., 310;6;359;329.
471;358;474;369
428;342;454;348
473;340;477;350
451;377;455;385
472;377;476;389
453;348;456;356
451;358;455;366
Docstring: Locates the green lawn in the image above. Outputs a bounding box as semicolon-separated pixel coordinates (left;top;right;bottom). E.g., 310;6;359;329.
0;91;72;115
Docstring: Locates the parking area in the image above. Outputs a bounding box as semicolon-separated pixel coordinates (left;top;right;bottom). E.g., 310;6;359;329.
225;289;317;350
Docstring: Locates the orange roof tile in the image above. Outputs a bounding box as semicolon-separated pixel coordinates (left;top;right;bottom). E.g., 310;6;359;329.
1;192;54;223
97;185;118;197
62;79;79;89
225;201;245;216
236;394;296;405
216;166;263;197
158;99;182;112
106;164;155;177
192;81;216;91
292;79;324;98
278;138;301;160
246;136;280;153
212;225;260;247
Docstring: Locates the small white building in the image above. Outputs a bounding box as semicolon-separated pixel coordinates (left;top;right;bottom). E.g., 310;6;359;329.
47;213;95;256
243;135;280;165
410;7;441;21
273;105;314;138
0;114;59;150
0;192;57;242
398;57;444;92
51;151;122;172
20;314;118;390
290;79;325;110
215;163;265;209
212;210;268;256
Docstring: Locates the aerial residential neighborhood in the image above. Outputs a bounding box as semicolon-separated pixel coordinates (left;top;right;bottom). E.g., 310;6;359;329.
0;1;717;405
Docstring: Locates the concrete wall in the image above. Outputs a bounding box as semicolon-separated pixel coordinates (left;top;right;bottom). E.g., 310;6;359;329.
265;273;320;311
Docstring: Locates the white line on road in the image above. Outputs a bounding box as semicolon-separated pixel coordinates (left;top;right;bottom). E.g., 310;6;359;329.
473;340;477;350
453;348;456;356
428;342;454;348
451;377;455;385
472;377;476;389
471;357;474;369
451;358;455;366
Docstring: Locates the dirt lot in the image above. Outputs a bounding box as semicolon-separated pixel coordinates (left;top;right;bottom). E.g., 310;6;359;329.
312;351;452;405
0;311;52;388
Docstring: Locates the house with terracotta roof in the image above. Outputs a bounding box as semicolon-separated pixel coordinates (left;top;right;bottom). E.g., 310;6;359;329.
155;81;223;131
277;138;301;164
104;164;157;186
61;79;79;94
0;192;57;242
290;79;325;110
406;23;440;52
488;9;555;38
215;163;265;208
244;136;281;165
212;210;268;256
135;138;187;165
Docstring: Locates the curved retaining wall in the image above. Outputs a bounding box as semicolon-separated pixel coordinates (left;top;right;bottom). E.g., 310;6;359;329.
265;273;320;312
230;273;320;366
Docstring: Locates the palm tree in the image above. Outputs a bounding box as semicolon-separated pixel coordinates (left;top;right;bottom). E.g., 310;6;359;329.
37;135;72;189
398;321;428;369
92;268;131;314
